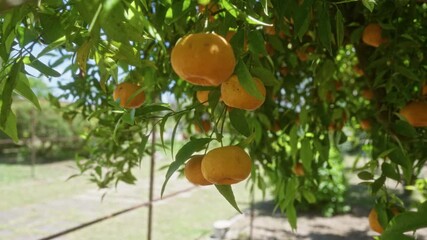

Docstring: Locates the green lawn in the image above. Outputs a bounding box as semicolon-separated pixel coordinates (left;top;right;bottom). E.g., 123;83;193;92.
0;161;93;210
0;159;260;240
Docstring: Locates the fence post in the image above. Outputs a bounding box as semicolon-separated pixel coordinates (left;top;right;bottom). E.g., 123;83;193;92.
30;109;37;178
147;124;156;240
249;187;255;240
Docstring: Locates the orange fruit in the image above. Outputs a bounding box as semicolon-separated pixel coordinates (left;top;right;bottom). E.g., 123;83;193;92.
335;81;343;91
360;119;372;130
184;155;212;186
201;146;252;185
362;23;384;48
368;207;401;234
194;120;211;133
292;162;305;176
113;82;145;108
196;90;210;105
399;101;427;127
354;65;364;76
368;208;384;233
296;46;314;62
279;66;289;76
171;33;236;86
362;89;375;100
264;25;276;35
221;75;266;111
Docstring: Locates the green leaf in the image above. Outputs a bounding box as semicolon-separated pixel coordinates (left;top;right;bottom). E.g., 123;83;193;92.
161;137;212;197
14;73;41;110
357;171;374;180
388;147;410;168
290;125;298;160
372;175;386;193
362;0;376;12
1;61;20;128
235;60;264;100
25;55;61;77
381;163;400;181
318;2;332;54
215;185;242;213
302;190;316;204
248;30;267;56
286;203;297;230
122;109;135;125
395;65;419;81
39;13;65;43
251;67;280;87
335;9;344;49
293;0;313;39
300;139;313;174
315;59;335;83
229;109;251;137
0;108;18;143
392;120;417;138
137;104;172;116
283;178;298;209
382;207;427;240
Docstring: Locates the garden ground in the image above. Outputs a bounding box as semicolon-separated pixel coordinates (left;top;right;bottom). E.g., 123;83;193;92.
1;157;427;240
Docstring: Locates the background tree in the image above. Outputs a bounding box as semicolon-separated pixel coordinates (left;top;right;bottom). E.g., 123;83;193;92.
1;0;427;238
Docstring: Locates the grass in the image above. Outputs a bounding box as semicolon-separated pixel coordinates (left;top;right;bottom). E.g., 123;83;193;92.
0;161;92;210
0;159;259;240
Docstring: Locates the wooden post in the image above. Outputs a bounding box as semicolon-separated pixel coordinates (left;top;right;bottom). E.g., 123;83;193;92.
249;188;255;240
147;125;156;240
30;109;37;178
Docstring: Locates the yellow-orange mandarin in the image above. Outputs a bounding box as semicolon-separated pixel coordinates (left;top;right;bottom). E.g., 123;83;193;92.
400;101;427;127
221;75;266;111
360;119;372;131
201;146;252;185
184;155;212;186
194;120;211;133
292;162;305;176
368;207;400;234
362;23;384;48
368;208;384;234
171;33;236;86
113;82;145;109
196;90;210;105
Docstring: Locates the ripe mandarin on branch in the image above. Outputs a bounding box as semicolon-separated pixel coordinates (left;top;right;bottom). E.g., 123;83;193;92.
196;90;210;105
292;162;305;176
362;23;384;48
184;155;212;186
368;208;384;233
368;207;400;234
113;82;146;108
201;146;252;185
171;33;236;86
221;75;266;111
399;101;427;127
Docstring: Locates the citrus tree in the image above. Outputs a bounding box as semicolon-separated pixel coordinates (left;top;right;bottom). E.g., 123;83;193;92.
1;0;427;238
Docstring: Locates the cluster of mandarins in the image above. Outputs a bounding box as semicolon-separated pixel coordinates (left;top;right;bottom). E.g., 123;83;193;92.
361;23;427;129
171;32;266;111
170;32;269;186
184;146;251;186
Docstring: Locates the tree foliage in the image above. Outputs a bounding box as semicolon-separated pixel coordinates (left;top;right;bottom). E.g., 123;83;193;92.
1;0;427;236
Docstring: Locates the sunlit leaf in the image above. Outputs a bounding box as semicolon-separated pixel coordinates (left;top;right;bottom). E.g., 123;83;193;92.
161;137;212;197
215;184;242;213
229;109;251;137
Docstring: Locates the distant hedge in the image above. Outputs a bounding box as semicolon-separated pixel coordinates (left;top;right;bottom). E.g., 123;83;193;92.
0;100;90;163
